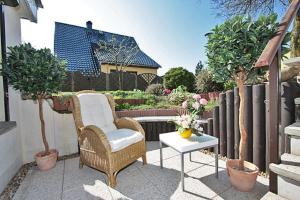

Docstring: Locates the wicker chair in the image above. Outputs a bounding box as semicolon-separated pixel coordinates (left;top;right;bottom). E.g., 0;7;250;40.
71;90;147;187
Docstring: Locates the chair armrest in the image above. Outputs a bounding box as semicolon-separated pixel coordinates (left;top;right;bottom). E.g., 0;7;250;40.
115;117;145;137
80;125;112;154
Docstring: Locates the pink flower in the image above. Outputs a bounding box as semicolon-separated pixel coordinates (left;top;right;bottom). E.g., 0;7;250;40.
163;89;171;95
192;102;200;110
199;98;208;105
182;100;188;109
193;94;201;100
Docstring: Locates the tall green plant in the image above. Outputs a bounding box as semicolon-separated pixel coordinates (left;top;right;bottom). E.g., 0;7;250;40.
206;14;281;170
2;43;66;155
163;67;195;92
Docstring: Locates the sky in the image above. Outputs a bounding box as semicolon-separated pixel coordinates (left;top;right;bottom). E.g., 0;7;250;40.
21;0;286;75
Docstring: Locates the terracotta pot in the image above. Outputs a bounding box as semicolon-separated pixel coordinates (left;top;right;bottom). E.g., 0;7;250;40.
35;149;58;171
226;159;259;192
51;96;71;114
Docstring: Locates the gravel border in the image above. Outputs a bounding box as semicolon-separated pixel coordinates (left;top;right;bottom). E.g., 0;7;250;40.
0;153;79;200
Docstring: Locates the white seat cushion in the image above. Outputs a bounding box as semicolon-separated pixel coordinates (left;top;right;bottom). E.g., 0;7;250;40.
105;128;144;152
77;93;117;133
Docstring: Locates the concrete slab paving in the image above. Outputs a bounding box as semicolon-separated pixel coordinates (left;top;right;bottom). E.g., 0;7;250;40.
12;142;269;200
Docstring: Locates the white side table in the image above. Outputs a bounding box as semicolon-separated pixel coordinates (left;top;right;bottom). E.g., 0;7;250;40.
159;132;219;191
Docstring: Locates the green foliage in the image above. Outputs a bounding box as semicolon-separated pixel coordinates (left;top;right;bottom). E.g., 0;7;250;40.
195;61;204;75
224;80;237;90
2;43;66;99
195;69;224;93
145;84;164;95
163;67;195;92
172;85;188;93
206;14;280;83
108;89;146;99
204;99;219;111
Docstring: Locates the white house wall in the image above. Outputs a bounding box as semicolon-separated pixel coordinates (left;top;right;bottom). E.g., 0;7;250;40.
0;5;22;121
9;88;78;163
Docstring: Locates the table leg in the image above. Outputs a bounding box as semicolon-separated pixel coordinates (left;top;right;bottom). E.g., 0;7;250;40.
160;141;163;169
189;152;192;162
215;145;218;178
181;153;185;191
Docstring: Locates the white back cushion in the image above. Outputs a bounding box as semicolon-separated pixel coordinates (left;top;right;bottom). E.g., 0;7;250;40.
77;93;117;133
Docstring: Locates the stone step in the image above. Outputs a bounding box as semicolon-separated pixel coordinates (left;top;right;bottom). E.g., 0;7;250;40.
269;163;300;182
284;123;300;138
281;153;300;166
260;192;288;200
283;57;300;67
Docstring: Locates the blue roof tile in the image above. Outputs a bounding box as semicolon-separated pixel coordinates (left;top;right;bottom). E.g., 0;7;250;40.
54;22;161;75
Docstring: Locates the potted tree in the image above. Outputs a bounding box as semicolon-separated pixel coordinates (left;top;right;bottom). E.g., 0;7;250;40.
2;43;66;171
206;14;288;191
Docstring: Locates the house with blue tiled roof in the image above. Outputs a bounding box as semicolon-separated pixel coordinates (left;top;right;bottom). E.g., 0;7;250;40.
54;21;161;76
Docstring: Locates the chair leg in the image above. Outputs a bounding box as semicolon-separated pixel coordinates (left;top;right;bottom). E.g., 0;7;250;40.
79;157;83;169
142;154;147;165
108;172;117;188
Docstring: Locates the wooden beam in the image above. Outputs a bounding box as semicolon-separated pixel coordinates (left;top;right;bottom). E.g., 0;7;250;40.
255;0;300;68
268;51;281;193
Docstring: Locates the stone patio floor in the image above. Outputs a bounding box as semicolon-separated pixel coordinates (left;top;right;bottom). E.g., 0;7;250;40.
13;142;269;200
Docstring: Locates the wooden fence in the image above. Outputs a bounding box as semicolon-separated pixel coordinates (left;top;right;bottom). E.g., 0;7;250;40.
206;81;300;172
62;71;163;91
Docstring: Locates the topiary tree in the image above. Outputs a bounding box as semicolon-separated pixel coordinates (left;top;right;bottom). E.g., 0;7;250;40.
2;43;66;156
195;69;224;93
164;67;195;92
206;14;281;170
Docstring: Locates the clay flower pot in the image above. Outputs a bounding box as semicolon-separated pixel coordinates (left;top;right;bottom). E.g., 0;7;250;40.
226;159;259;192
35;149;58;171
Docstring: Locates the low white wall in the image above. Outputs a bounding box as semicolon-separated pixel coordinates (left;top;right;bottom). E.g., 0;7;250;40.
0;127;23;194
9;88;78;163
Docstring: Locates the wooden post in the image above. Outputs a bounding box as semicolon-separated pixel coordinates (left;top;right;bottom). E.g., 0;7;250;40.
106;73;110;91
253;84;266;171
244;85;253;162
213;106;220;153
265;83;270;173
208;118;214;152
234;87;240;159
226;90;234;159
269;51;280;194
219;93;227;157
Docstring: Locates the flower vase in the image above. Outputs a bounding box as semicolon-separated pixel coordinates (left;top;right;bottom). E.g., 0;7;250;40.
179;129;192;138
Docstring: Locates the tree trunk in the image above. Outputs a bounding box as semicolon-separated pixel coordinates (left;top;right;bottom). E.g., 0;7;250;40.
236;77;247;170
291;9;300;57
38;96;49;155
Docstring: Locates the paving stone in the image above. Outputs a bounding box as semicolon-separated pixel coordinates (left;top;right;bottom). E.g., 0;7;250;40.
187;164;231;195
213;182;269;200
63;157;107;192
170;177;218;200
13;162;64;200
62;180;112;200
12;142;270;200
109;165;153;198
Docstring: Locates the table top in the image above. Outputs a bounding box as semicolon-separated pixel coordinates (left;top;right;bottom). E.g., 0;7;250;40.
159;132;218;153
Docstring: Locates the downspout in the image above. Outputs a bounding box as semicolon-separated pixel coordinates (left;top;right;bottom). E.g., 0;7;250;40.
0;2;9;121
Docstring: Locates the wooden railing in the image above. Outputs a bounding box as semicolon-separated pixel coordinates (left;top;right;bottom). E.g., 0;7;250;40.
256;0;300;67
254;0;300;194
